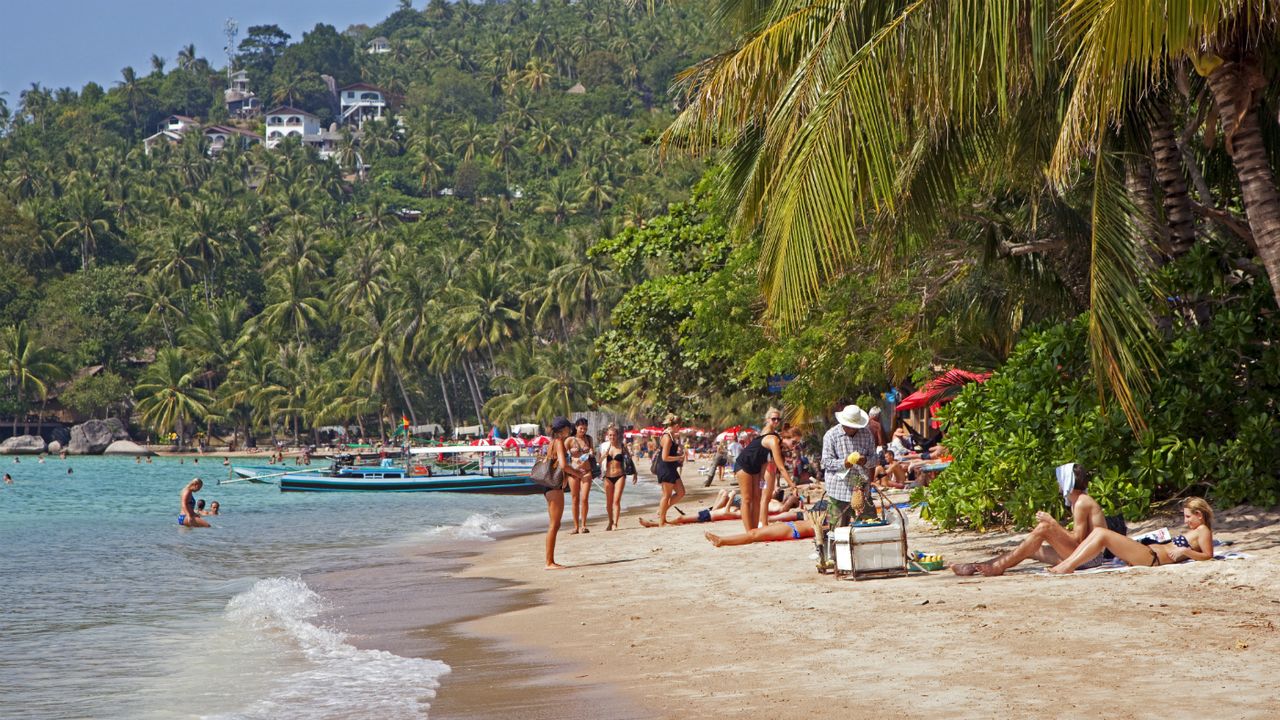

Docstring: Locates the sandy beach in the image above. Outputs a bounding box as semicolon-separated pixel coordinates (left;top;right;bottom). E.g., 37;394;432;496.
435;484;1280;719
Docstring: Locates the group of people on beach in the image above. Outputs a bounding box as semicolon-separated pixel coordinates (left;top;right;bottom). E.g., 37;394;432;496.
537;403;1220;577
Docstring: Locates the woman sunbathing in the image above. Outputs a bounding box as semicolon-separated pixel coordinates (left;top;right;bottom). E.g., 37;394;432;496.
640;489;802;527
705;519;815;547
1048;497;1215;574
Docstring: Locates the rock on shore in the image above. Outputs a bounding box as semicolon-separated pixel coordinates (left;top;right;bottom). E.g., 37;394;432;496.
47;440;63;454
0;434;47;454
68;419;130;455
103;440;153;456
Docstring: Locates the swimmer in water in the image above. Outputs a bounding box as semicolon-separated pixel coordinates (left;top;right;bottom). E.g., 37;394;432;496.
178;478;210;528
206;501;220;516
67;467;73;475
3;473;12;484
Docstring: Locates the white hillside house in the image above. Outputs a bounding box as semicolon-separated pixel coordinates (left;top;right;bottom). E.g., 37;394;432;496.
339;83;388;127
264;106;321;148
367;36;391;54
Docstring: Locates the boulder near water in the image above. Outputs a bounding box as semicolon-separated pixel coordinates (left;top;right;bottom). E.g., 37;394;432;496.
47;440;63;454
68;420;117;455
103;417;130;442
0;434;48;454
103;440;153;456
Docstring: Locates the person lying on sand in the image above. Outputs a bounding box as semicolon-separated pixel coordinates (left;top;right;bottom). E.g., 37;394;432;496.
1050;497;1214;574
640;488;802;527
953;465;1120;576
705;519;815;547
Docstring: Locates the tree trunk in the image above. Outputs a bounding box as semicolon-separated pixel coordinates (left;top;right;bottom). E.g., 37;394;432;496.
176;412;185;450
393;365;417;428
438;373;455;429
462;358;484;424
1125;155;1165;265
1205;60;1280;308
1148;101;1197;260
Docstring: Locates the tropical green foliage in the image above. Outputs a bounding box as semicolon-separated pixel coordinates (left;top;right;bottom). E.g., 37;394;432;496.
0;2;718;441
924;243;1280;530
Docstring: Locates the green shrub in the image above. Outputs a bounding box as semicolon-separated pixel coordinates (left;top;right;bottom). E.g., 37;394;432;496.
921;243;1280;529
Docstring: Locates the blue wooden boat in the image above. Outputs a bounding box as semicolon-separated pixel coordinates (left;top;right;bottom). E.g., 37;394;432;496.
229;446;542;494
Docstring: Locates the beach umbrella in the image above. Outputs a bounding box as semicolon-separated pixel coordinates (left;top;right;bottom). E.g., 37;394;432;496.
530;435;551;446
639;426;664;436
895;369;991;413
502;436;526;449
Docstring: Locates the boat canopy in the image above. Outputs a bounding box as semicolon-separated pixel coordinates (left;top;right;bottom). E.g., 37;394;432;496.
453;424;484;438
409;445;505;455
509;423;540;436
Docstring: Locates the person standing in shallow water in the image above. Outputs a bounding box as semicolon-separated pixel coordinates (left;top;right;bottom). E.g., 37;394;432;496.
178;478;210;528
654;413;687;525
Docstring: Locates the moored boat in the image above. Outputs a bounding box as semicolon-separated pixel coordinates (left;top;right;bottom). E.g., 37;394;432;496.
229;445;542;493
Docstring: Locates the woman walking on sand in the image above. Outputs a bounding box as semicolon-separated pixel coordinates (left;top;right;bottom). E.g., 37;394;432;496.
597;425;634;530
654;413;687;525
566;418;595;533
543;417;583;569
733;408;793;532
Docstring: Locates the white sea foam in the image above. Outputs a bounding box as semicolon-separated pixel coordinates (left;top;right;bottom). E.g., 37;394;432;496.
433;512;510;541
207;578;449;720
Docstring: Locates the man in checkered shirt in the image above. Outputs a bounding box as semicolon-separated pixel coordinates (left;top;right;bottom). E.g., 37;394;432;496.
821;404;877;528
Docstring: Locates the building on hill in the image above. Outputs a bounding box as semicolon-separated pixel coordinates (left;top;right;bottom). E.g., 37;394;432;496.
339;83;389;127
203;125;261;155
142;115;200;154
367;36;391;54
566;82;587;95
224;70;261;118
264;106;321;148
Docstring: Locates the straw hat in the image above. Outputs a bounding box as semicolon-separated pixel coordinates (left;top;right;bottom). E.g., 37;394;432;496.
834;404;869;429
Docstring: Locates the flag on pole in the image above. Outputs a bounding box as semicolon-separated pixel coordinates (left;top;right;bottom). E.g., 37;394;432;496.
402;415;410;429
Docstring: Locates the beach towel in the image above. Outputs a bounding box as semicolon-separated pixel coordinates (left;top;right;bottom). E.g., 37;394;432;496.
1055;463;1075;501
1036;551;1251;576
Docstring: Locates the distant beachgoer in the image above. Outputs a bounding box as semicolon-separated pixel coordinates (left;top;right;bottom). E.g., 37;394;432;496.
179;478;210;528
867;406;885;447
223;457;230;466
566;418;595;534
67;467;73;475
3;473;12;484
1050;497;1214;574
207;501;220;515
733;408;793;531
953;465;1115;576
196;499;206;513
820;405;876;529
710;441;728;485
135;456;141;464
60;450;67;460
705;519;815;547
38;455;45;464
179;458;184;465
654;413;687;526
145;456;152;464
597;425;632;531
543;417;583;569
193;457;199;464
13;457;19;464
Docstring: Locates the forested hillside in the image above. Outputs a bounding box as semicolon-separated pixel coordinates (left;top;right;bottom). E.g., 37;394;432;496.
0;0;718;444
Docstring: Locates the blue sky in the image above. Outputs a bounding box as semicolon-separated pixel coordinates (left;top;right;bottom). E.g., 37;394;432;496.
0;0;402;101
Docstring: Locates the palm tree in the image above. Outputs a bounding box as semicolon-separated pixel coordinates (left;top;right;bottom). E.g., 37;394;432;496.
260;264;329;340
116;67;146;134
55;187;112;269
134;348;211;449
535;176;581;225
0;323;62;435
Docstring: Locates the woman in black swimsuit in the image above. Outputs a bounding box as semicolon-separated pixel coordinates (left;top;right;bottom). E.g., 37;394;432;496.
1049;497;1215;573
598;425;633;530
654;413;687;525
732;408;794;532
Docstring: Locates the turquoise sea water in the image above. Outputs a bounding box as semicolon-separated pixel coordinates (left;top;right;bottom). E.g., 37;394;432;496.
0;456;644;719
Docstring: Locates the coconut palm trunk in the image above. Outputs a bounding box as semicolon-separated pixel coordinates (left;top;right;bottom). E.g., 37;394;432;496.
1205;60;1280;306
438;373;455;429
1148;102;1196;260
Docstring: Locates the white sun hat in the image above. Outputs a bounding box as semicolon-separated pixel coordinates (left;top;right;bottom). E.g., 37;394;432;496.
834;405;869;429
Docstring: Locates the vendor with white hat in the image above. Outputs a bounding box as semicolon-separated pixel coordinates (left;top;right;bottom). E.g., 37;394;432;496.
820;404;878;528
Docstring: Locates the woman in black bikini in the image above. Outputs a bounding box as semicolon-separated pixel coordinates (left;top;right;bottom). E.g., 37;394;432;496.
597;425;633;531
1049;497;1215;573
654;413;687;525
732;408;794;532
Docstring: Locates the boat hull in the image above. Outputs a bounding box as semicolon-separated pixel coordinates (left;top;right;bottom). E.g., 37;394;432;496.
278;473;540;493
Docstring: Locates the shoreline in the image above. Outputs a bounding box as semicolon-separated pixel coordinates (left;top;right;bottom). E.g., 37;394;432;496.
443;490;1280;719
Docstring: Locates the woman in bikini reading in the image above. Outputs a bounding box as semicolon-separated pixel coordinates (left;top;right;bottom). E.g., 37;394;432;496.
1049;497;1215;574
